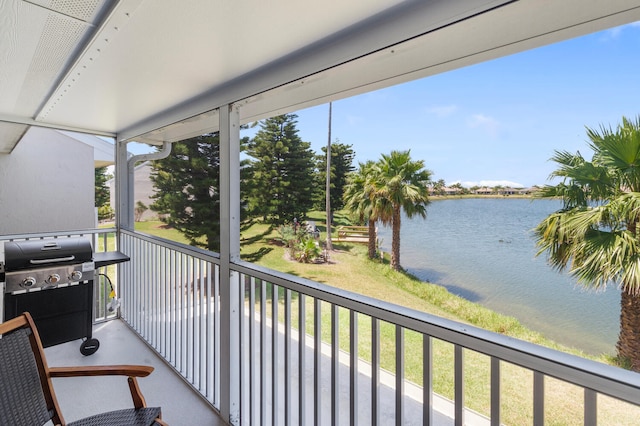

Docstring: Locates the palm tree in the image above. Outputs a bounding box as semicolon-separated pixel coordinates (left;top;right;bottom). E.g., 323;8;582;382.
374;150;432;271
535;116;640;370
432;179;446;196
343;161;383;259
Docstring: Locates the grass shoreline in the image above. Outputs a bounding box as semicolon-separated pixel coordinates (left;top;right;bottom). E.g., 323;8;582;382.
252;212;610;358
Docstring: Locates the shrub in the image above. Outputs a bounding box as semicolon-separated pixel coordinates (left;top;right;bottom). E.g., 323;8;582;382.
294;236;323;263
98;205;114;221
278;222;324;263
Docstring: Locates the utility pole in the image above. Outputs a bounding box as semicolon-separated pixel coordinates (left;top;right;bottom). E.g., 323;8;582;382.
325;102;333;251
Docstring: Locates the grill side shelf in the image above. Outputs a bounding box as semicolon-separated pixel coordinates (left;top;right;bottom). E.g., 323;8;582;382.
94;251;130;268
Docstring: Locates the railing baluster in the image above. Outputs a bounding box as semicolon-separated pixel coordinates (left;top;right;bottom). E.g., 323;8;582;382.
209;262;214;401
455;345;464;426
214;264;221;406
272;284;279;426
187;255;194;381
423;334;432;426
135;237;141;331
200;259;206;392
249;277;256;425
350;310;358;426
169;248;176;366
154;242;159;335
372;317;380;426
491;357;501;426
150;243;156;350
396;325;404;426
584;388;597;426
161;245;167;362
534;371;544;426
285;288;292;426
193;256;198;383
260;279;267;425
179;252;186;374
331;303;339;426
299;293;306;425
175;250;181;372
314;298;322;426
239;273;245;422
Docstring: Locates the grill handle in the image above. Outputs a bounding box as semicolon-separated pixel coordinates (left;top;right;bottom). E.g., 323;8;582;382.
30;256;75;265
42;242;62;250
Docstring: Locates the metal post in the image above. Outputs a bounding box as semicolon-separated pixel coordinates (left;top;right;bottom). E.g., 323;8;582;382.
325;101;333;251
220;104;241;424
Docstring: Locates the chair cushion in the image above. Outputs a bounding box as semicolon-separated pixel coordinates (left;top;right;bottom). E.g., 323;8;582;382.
68;407;162;426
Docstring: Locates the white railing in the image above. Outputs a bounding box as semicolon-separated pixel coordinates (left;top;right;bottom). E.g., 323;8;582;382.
10;229;640;424
119;230;221;407
114;230;640;425
0;228;120;323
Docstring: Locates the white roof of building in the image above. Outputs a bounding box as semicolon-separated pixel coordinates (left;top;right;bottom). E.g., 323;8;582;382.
57;130;115;168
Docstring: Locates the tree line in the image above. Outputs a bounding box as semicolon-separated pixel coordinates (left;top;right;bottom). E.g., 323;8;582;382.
147;113;433;273
149;114;357;252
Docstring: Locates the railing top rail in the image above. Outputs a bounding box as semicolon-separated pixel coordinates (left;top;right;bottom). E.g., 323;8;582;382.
120;229;220;264
0;228;116;242
232;258;640;405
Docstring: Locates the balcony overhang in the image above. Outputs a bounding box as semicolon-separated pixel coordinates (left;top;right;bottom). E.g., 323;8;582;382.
1;0;640;150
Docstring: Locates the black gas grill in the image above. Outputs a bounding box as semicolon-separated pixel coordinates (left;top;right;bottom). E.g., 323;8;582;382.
2;238;100;355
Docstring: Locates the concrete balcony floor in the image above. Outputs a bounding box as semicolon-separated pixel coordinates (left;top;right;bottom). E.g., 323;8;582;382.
44;319;226;426
44;317;491;425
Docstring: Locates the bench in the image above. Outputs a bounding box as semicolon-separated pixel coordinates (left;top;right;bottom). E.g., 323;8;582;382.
337;225;370;243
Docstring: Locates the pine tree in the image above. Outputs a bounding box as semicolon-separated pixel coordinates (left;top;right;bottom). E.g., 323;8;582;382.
94;167;111;208
315;141;355;211
150;134;221;252
245;114;316;224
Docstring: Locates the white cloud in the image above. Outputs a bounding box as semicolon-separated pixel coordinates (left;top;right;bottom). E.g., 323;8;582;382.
601;22;640;41
345;114;364;126
427;105;458;118
467;114;500;137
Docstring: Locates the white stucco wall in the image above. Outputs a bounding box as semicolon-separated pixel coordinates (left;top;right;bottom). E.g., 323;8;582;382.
0;127;95;234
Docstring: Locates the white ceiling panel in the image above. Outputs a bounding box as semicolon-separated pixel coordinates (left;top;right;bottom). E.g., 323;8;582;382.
36;0;408;133
0;0;111;152
1;0;640;150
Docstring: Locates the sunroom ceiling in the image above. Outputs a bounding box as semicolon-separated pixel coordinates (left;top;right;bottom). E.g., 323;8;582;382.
1;0;640;151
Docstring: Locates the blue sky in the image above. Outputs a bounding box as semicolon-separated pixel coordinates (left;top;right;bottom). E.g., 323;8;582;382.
273;22;640;188
128;22;640;188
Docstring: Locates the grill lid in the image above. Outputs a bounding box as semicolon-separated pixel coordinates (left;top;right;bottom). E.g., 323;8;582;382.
4;238;93;270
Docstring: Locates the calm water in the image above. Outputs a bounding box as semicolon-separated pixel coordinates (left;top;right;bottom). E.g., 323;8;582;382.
377;198;620;356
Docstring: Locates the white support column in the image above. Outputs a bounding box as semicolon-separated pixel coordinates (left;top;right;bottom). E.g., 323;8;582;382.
219;104;241;424
115;138;132;230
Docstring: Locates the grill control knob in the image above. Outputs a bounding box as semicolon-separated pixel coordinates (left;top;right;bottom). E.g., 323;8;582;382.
47;274;61;284
70;270;83;281
22;277;37;288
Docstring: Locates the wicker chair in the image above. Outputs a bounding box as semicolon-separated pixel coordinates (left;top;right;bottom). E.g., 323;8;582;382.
0;312;167;426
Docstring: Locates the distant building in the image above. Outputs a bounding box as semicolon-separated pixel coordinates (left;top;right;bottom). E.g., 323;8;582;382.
108;161;158;222
501;187;520;195
443;186;462;195
0;127;112;235
474;187;493;195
